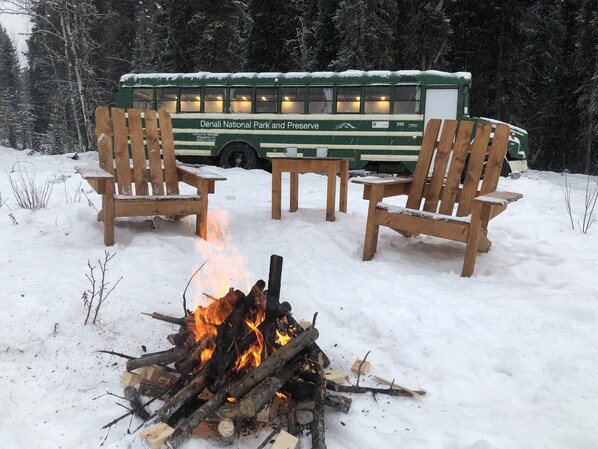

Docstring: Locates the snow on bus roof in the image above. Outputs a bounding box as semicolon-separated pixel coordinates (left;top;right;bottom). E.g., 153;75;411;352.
120;70;472;84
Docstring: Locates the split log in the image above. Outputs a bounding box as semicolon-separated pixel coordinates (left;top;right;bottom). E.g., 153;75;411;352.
126;347;187;371
217;418;236;445
138;379;167;398
124;386;150;420
167;327;319;448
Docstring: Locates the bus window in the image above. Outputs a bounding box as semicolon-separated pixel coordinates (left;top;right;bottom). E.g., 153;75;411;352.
204;87;225;113
281;87;305;114
308;87;333;114
229;87;252;113
256;87;278;113
156;88;177;112
364;86;390;113
132;88;153;110
394;85;420;114
180;88;201;112
336;86;361;113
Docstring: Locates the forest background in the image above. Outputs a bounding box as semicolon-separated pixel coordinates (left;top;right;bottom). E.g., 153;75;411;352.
0;0;596;174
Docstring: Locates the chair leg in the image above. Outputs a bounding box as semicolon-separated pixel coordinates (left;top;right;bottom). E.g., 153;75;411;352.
363;184;384;261
196;181;209;239
462;203;490;277
103;189;115;246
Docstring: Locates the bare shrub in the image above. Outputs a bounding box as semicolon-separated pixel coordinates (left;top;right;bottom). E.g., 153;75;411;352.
562;172;598;234
8;168;55;210
63;179;82;204
83;251;123;325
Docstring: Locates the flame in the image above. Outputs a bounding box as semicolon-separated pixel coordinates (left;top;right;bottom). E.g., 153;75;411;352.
190;209;252;300
234;318;265;371
275;328;293;346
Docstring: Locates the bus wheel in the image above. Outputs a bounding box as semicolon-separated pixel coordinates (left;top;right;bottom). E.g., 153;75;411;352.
219;142;258;169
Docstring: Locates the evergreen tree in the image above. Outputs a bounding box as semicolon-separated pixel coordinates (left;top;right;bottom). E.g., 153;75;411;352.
245;0;304;71
186;0;247;71
521;0;566;172
333;0;397;70
574;0;598;174
447;0;527;125
312;0;339;70
397;0;451;70
131;0;163;72
0;24;21;148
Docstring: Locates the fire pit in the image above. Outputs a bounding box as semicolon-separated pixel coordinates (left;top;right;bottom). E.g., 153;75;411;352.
105;255;424;449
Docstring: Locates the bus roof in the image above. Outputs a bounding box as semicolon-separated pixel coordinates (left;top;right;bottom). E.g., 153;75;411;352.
119;70;472;87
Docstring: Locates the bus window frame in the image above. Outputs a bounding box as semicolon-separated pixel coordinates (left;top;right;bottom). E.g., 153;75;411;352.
204;86;226;113
280;86;307;114
228;86;253;114
363;85;391;114
132;88;155;110
255;86;279;114
307;86;334;114
392;84;421;115
335;85;362;114
179;86;203;113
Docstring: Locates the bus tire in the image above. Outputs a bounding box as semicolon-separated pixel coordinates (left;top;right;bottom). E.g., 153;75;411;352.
219;142;258;169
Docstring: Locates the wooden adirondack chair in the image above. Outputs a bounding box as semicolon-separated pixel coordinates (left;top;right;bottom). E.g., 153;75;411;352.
353;119;522;277
76;106;226;245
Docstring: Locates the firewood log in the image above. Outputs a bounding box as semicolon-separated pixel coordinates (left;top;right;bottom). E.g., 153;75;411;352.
125;347;186;371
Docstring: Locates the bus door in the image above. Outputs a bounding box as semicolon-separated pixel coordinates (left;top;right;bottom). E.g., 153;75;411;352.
424;88;459;174
424;88;458;130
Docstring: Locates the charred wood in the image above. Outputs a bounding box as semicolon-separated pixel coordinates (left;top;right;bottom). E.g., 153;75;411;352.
126;347;187;371
124;386;150;420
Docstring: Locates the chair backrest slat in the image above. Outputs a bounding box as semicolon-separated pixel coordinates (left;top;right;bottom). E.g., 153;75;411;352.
456;122;492;216
406;119;442;210
144;109;165;195
423;120;458;213
111;108;133;195
128;109;149;195
159;109;180;195
479;123;510;195
438;121;474;215
95;106;114;175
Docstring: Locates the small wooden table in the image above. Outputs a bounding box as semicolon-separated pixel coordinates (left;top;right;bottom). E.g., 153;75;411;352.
269;157;351;221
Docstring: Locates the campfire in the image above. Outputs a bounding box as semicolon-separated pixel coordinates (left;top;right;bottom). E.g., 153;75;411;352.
107;255;424;449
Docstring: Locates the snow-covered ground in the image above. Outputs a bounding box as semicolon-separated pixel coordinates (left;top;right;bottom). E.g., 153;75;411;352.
1;146;597;449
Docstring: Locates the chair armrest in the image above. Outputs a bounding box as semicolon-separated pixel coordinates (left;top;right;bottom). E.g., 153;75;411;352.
474;191;523;206
352;176;413;200
177;166;227;194
75;165;114;180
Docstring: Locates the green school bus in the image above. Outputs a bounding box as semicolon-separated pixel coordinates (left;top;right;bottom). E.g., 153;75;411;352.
116;70;528;174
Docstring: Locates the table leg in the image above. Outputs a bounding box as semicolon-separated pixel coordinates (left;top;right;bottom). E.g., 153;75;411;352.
326;166;336;221
290;172;298;212
272;166;282;220
339;159;348;213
